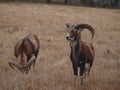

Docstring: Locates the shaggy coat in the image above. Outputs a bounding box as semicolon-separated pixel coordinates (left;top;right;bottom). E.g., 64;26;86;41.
9;34;40;73
66;23;95;84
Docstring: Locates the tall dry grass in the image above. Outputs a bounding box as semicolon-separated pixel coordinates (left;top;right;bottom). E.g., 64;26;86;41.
0;3;120;90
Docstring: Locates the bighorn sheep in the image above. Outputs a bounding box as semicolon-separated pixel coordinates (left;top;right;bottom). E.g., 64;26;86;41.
8;34;40;73
66;23;95;85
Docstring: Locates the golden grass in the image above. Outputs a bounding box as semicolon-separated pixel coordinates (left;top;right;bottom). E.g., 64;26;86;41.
0;3;120;90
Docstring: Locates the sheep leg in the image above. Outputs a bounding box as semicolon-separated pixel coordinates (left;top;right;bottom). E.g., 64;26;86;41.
85;63;90;77
72;63;78;76
80;64;85;85
72;62;78;87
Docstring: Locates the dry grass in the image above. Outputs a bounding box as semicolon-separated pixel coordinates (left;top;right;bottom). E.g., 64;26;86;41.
0;3;120;90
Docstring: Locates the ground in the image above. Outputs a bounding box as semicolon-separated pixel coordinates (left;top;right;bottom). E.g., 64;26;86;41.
0;3;120;90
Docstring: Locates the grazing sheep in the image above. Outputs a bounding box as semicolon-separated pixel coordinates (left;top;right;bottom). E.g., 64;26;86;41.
8;34;40;73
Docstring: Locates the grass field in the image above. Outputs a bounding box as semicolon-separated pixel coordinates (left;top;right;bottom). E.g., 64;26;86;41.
0;3;120;90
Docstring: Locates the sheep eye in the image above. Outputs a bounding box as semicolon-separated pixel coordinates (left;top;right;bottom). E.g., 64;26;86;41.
74;30;78;33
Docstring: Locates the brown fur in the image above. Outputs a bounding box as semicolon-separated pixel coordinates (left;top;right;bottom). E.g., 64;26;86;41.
14;34;40;66
66;23;95;84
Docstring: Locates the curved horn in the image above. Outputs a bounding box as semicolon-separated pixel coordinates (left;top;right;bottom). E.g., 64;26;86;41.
75;24;95;39
24;55;36;68
8;61;23;70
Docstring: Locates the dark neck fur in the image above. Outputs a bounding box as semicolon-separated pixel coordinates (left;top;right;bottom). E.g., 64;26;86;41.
70;33;82;60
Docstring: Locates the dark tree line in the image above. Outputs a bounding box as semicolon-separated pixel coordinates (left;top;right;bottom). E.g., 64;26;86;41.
0;0;120;8
64;0;68;4
46;0;51;3
64;0;120;8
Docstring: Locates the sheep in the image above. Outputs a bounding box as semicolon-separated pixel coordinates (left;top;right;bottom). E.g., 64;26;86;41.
65;23;95;85
8;34;40;73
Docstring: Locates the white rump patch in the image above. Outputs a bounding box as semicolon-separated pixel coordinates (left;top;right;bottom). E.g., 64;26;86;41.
85;63;90;71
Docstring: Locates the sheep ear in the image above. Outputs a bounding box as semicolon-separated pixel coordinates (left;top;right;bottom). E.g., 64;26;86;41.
65;27;69;31
65;23;71;31
66;23;71;28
